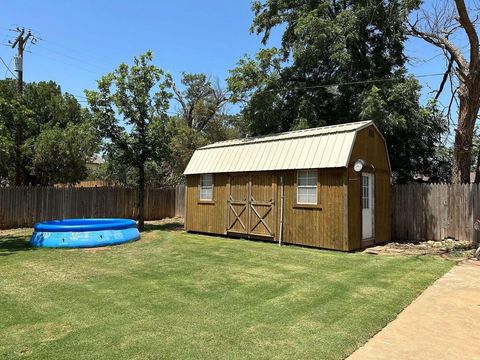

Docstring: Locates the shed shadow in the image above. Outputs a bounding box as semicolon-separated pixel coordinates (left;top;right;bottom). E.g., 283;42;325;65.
142;220;184;233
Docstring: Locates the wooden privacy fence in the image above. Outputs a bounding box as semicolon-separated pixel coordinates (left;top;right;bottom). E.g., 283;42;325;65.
0;186;186;229
4;183;480;243
391;183;480;243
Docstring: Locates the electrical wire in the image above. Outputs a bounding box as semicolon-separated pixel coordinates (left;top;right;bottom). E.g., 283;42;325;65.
0;56;16;78
4;57;13;78
259;72;446;93
36;42;109;72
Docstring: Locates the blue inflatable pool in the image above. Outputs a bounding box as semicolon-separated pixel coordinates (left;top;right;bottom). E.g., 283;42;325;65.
30;218;140;248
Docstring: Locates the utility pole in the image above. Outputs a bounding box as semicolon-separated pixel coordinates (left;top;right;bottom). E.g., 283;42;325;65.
10;27;38;185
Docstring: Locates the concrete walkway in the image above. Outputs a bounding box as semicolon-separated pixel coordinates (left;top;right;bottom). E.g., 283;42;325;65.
348;260;480;360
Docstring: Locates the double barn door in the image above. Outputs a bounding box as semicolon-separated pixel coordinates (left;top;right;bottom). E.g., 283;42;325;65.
227;173;276;238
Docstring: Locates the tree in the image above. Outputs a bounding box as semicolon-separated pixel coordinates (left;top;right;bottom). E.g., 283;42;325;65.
0;80;26;184
161;73;239;182
0;121;14;184
408;0;480;183
229;0;420;128
228;0;450;181
161;113;245;185
0;79;93;185
31;122;99;185
172;73;228;131
360;81;449;182
86;51;171;230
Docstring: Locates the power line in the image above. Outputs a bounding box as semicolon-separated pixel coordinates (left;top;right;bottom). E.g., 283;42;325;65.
36;42;109;72
260;72;447;94
4;57;13;77
30;51;102;75
0;56;16;78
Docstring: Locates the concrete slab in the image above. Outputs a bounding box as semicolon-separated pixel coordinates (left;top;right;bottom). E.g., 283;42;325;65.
348;260;480;360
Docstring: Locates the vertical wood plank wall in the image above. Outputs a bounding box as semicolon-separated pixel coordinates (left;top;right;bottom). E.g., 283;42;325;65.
0;187;178;229
348;125;391;249
186;174;229;234
186;169;348;250
391;183;480;243
277;169;347;250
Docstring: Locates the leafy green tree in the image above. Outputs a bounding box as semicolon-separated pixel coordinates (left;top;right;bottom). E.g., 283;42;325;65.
86;51;171;230
163;113;245;184
172;73;228;131
31;122;99;185
90;157;168;188
162;73;242;183
229;0;420;128
0;79;96;185
360;83;448;182
0;121;14;184
228;0;449;181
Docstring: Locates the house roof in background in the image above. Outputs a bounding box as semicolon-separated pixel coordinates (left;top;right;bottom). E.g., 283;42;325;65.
88;155;105;165
184;120;376;175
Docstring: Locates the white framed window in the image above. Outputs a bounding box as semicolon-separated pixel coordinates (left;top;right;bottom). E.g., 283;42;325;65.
199;174;213;201
297;170;317;205
362;174;370;209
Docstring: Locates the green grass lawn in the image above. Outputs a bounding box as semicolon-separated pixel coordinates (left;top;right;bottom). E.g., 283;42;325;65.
0;222;453;360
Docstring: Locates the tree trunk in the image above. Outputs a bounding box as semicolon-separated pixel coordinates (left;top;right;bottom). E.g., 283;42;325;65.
138;161;145;231
137;117;147;231
452;82;480;183
475;147;480;183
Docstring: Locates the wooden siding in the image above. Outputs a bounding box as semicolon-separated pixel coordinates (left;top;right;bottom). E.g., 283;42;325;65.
186;169;347;251
186;174;228;234
277;169;347;250
347;125;391;250
349;125;390;172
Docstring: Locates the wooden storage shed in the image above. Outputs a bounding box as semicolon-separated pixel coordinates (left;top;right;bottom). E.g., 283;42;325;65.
183;120;391;251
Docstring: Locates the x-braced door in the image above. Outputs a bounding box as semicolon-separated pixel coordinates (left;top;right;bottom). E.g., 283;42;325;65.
227;173;276;238
227;174;249;234
249;173;275;238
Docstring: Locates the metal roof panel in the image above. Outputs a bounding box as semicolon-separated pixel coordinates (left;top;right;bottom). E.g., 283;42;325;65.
184;120;375;174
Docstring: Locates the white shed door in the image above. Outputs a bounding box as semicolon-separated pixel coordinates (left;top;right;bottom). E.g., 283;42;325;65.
362;173;375;240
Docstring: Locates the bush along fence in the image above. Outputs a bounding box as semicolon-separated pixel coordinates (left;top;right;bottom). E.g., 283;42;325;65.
391;183;480;244
0;185;186;229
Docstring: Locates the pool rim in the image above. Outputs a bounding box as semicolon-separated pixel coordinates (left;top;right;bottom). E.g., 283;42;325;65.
34;218;137;232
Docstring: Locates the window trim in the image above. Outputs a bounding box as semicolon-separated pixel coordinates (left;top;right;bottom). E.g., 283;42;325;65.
198;174;214;203
296;169;319;206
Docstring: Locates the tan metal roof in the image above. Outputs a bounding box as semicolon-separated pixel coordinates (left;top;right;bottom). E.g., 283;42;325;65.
184;120;376;175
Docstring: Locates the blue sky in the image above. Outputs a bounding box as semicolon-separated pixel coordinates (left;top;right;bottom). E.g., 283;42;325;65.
0;1;457;116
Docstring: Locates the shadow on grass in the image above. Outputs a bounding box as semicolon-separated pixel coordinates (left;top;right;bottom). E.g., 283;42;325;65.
0;234;34;256
142;221;184;233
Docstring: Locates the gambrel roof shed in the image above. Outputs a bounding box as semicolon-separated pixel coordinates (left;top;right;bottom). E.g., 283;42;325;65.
184;120;390;175
183;120;391;252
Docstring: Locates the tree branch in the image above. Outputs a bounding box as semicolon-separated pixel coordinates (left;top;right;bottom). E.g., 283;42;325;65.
408;21;468;71
171;82;188;117
454;0;479;70
436;56;454;100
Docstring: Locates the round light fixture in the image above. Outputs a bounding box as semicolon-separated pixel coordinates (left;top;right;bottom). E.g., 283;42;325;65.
353;159;366;173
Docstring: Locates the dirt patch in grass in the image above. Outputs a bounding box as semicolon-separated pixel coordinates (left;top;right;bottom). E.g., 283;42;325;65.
364;238;477;260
